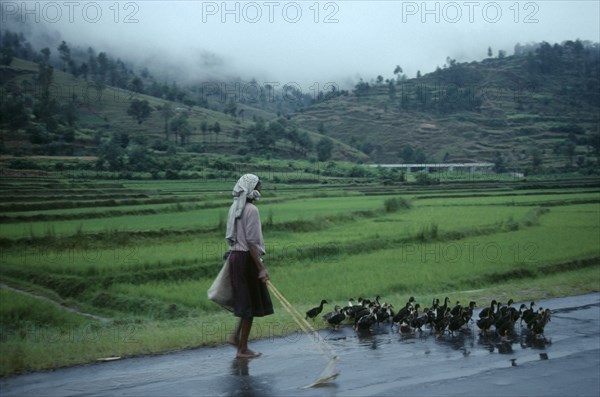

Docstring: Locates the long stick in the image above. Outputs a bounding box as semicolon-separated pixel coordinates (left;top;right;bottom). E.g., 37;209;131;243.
267;281;337;360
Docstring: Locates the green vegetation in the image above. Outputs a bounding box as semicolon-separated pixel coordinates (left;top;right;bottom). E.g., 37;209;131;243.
1;31;598;175
0;27;599;378
0;177;598;376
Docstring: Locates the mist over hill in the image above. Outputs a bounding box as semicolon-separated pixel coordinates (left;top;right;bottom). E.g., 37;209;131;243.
0;25;599;177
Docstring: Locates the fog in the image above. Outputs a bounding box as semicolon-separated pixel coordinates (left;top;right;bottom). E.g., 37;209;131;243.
2;1;599;89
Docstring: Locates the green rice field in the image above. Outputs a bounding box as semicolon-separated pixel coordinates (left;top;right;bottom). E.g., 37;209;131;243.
0;177;599;376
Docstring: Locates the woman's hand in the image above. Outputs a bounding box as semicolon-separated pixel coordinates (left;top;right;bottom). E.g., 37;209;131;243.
258;268;269;283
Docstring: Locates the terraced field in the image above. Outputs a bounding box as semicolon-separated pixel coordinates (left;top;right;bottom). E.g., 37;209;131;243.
0;177;599;375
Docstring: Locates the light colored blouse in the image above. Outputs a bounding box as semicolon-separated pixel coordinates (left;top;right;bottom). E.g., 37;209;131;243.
230;203;266;255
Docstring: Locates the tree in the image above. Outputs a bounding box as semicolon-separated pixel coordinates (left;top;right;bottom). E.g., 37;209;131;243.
317;121;325;134
79;63;89;80
40;47;50;63
297;131;313;155
224;99;237;117
487;46;493;57
57;41;71;71
36;48;55;122
130;77;144;93
316;137;334;161
388;80;396;100
97;138;125;171
213;122;221;144
97;52;108;73
530;148;543;172
562;140;576;165
493;151;505;173
353;79;370;97
0;47;14;65
498;50;506;59
200;120;208;143
401;144;414;162
170;114;191;146
127;99;153;125
160;103;174;141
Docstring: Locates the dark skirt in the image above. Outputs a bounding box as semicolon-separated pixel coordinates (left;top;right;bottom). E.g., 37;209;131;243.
229;251;274;318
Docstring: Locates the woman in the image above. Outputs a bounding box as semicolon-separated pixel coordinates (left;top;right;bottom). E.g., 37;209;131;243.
225;174;273;359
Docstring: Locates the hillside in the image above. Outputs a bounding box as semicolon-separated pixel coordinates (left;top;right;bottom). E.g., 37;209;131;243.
292;41;600;172
1;35;598;177
0;55;368;171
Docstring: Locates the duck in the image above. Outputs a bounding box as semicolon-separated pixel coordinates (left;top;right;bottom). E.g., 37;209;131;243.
306;299;328;321
399;320;413;334
476;310;495;334
322;305;341;322
498;299;515;317
479;300;497;319
347;298;369;319
375;303;393;325
431;297;439;310
374;295;382;307
495;312;516;339
448;308;466;336
436;297;451;320
404;303;421;328
521;301;536;327
392;301;413;325
450;300;462;316
410;306;430;332
326;307;346;330
513;303;527;322
529;308;552;337
352;301;374;323
355;309;378;331
462;301;477;324
425;306;437;327
434;309;450;335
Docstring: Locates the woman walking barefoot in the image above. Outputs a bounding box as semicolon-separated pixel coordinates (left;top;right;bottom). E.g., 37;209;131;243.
225;174;274;359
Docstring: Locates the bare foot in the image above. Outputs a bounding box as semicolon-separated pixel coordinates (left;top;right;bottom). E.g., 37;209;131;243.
236;349;262;359
226;336;238;347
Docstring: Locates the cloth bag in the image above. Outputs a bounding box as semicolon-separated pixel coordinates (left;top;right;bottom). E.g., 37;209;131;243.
207;258;234;312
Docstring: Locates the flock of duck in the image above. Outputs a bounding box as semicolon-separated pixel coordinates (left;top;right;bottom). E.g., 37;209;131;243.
305;296;552;340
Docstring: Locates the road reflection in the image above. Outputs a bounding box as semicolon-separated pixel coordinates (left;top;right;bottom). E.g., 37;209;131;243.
224;358;274;397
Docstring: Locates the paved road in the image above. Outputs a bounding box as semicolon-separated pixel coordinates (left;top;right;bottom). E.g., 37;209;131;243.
1;293;599;397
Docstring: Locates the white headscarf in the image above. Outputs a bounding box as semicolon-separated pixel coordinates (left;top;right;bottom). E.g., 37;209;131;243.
225;174;261;245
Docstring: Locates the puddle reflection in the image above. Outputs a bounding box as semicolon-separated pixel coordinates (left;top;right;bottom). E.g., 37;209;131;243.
348;321;554;358
224;358;274;397
519;329;552;350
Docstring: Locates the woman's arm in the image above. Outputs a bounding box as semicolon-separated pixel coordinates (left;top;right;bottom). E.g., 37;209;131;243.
248;244;269;283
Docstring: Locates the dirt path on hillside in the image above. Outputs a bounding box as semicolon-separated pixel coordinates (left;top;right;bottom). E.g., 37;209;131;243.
0;284;110;323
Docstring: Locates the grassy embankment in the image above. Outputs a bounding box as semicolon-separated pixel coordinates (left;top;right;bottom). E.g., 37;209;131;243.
0;177;599;376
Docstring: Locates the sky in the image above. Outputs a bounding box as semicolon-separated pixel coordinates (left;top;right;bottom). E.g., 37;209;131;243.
2;1;599;89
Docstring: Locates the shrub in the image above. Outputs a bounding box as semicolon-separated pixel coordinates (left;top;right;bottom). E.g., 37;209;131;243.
384;197;412;212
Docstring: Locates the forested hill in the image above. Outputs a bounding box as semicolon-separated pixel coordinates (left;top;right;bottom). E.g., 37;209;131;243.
0;30;367;169
293;40;599;173
0;30;599;175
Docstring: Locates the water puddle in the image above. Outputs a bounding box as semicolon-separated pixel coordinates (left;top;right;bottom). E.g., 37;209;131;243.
1;293;599;397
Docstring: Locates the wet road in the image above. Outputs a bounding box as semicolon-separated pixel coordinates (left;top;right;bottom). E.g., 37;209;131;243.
1;293;599;397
